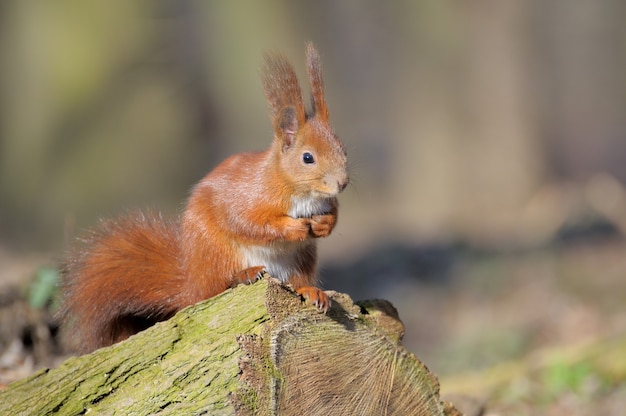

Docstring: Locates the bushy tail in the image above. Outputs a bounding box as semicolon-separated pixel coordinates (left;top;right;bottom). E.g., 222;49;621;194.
58;211;184;353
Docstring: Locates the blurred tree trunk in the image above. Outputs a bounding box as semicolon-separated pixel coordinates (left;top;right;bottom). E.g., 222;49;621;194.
534;0;626;181
451;0;542;240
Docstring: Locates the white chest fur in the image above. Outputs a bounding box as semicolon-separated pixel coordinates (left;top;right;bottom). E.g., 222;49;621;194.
288;196;332;218
240;241;313;283
239;196;328;283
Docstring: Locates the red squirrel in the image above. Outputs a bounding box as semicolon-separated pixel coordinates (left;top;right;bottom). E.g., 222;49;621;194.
59;43;349;353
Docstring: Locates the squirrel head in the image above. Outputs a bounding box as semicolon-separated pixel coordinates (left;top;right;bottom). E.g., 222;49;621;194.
262;43;349;200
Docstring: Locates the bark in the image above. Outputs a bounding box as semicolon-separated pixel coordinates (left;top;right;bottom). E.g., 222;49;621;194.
0;277;460;415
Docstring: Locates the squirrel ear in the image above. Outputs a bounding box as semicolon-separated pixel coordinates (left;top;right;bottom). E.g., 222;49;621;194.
276;107;298;149
262;51;306;137
306;42;329;122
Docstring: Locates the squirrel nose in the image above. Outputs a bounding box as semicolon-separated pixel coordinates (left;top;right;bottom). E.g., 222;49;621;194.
338;177;349;193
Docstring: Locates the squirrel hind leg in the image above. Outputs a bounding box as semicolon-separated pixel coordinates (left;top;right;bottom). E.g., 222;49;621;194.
296;286;331;313
106;313;175;346
68;311;175;354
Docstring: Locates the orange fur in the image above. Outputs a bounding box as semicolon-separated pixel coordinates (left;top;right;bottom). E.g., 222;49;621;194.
59;43;348;353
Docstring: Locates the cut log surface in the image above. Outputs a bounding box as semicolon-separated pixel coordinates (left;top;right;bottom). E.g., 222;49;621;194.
0;277;460;415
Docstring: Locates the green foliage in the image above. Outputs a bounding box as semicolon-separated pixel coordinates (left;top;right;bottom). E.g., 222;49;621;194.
28;266;60;310
542;361;593;397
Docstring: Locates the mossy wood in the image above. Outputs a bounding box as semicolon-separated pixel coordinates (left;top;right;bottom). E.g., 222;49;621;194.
0;278;460;415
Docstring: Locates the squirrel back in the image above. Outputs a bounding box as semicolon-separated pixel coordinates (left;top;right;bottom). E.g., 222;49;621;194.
59;43;348;353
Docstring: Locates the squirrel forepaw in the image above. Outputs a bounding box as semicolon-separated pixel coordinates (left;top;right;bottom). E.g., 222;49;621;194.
309;214;336;238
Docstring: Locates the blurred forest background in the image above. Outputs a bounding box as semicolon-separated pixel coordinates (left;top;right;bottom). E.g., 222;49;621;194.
1;1;626;413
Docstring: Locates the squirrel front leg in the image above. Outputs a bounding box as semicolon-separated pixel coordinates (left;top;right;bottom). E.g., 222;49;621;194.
243;198;338;242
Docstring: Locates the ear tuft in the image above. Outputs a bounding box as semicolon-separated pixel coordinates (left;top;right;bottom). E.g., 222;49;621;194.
262;52;306;138
306;42;329;121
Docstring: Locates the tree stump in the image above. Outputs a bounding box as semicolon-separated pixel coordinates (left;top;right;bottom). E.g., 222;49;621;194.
0;277;460;415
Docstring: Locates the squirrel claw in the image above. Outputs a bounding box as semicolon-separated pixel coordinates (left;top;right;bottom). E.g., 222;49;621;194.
296;286;331;313
231;266;266;287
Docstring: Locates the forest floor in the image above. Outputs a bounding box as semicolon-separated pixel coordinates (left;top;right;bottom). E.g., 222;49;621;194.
432;238;626;415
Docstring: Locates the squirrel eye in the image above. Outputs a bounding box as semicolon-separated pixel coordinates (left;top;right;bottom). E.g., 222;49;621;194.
302;152;315;164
